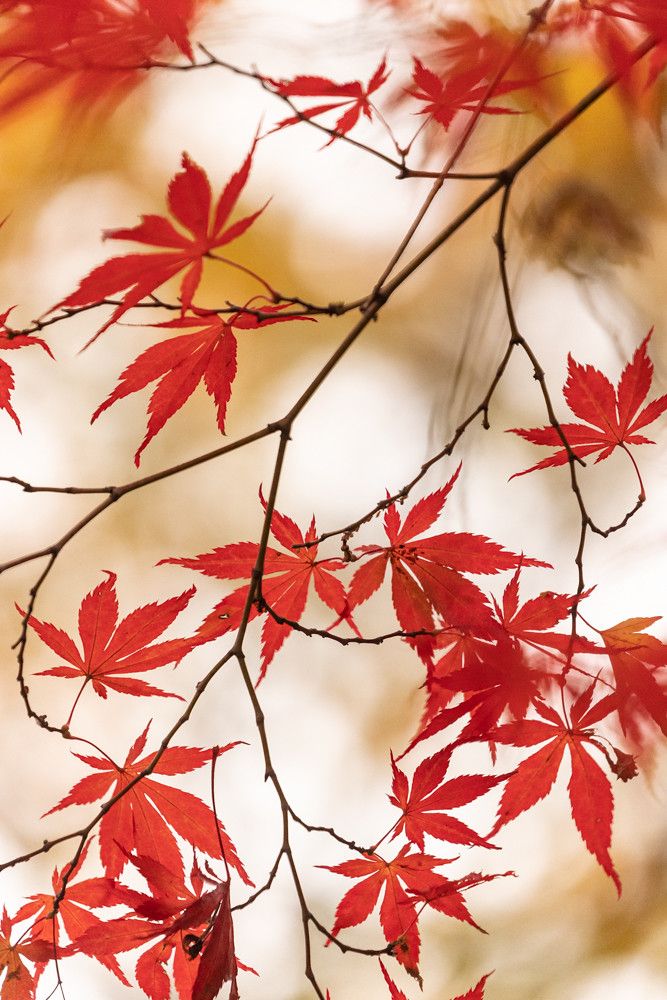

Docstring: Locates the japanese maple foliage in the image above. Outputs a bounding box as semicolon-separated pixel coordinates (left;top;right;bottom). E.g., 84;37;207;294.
3;3;667;1000
0;0;211;117
52;144;269;346
348;465;548;661
407;57;529;131
164;494;356;682
0;308;53;431
508;331;667;480
265;57;389;142
45;724;250;885
0;910;54;1000
320;846;503;978
74;852;243;1000
23;571;197;715
490;686;622;894
92;303;313;465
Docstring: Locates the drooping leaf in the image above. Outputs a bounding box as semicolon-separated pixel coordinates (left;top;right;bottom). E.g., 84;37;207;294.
92;303;313;465
0;308;53;431
490;689;621;892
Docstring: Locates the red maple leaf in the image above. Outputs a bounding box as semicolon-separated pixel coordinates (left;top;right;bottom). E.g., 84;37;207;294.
379;959;409;1000
599;616;667;740
91;303;313;465
266;57;389;143
407;57;528;131
0;1;209;119
494;565;596;655
45;725;252;885
0;308;53;431
490;687;621;892
321;846;487;976
0;909;54;1000
23;571;196;715
450;972;493;1000
14;841;137;986
406;632;555;758
596;1;667;38
51;145;269;346
164;496;355;682
76;852;242;1000
388;748;504;850
348;466;548;661
508;331;667;479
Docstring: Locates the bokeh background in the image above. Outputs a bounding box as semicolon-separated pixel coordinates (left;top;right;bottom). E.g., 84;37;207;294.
1;1;667;998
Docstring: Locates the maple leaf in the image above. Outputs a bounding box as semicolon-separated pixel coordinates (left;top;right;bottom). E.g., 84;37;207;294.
23;571;196;714
450;972;493;1000
490;688;621;893
407;58;528;131
388;748;504;850
379;959;409;1000
348;466;548;662
14;841;137;986
45;725;252;885
0;909;54;1000
265;57;389;143
494;565;596;655
0;1;209;119
76;853;241;1000
508;331;667;479
600;616;667;740
51;144;269;346
164;495;355;682
0;309;53;431
91;303;313;466
321;846;485;976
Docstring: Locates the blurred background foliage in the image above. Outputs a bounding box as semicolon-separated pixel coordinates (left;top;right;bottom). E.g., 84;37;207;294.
1;1;667;998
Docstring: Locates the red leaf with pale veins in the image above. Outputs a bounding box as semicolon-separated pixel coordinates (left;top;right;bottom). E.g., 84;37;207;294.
92;303;311;465
508;331;667;477
349;468;548;663
45;729;251;885
24;571;195;709
164;499;353;681
389;750;503;850
490;690;621;892
50;144;269;345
